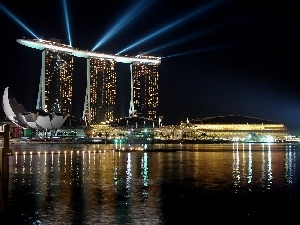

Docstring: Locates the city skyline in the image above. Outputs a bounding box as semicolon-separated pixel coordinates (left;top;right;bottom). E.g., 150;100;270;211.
0;0;299;133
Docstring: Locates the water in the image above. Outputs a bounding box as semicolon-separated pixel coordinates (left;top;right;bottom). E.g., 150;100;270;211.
0;142;299;224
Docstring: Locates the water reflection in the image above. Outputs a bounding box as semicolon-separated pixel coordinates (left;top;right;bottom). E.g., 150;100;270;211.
1;143;299;223
285;145;293;185
230;143;298;191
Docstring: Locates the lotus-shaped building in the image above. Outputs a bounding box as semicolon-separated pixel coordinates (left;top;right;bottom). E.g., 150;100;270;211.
2;87;69;131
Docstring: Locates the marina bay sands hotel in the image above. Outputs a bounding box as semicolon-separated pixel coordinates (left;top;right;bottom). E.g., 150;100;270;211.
17;38;161;125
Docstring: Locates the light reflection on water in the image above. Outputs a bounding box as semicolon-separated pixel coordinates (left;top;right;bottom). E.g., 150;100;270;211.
1;143;299;224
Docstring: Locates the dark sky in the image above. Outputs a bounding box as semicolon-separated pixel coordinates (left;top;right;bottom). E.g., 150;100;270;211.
0;0;300;133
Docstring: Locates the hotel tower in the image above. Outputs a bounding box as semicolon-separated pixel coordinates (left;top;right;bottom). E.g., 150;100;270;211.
83;58;117;124
129;55;159;120
17;38;161;124
36;38;74;115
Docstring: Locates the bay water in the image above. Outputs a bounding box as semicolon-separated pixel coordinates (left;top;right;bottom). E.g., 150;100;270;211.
0;142;299;224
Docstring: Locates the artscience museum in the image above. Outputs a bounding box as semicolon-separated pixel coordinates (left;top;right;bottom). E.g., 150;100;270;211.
2;87;69;131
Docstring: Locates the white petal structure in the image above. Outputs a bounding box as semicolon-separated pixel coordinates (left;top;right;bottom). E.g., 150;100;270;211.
2;87;28;128
35;112;52;130
3;87;69;131
51;112;68;129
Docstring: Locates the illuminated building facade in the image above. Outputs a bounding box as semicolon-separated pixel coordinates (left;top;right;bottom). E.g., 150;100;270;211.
83;58;117;124
129;55;159;120
145;115;291;143
36;38;74;115
183;115;290;142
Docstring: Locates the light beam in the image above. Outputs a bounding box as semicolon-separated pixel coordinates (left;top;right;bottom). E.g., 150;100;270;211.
163;40;251;58
143;22;230;55
62;0;72;47
116;0;224;55
91;0;153;52
163;44;228;58
0;3;40;39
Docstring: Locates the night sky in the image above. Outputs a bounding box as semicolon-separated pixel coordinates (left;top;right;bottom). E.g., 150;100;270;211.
0;0;299;133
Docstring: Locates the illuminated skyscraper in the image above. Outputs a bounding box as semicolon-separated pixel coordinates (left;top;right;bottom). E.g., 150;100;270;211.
17;38;161;124
129;55;159;120
83;58;117;124
36;39;74;115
